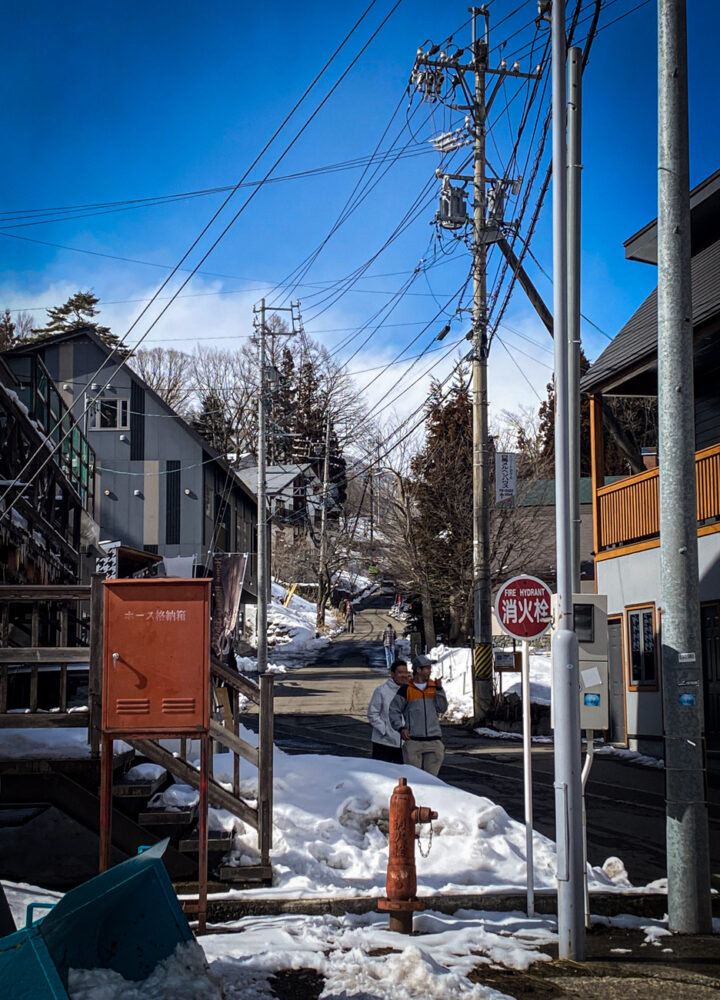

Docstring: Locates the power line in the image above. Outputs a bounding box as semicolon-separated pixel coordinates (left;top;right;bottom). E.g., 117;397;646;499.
0;0;403;523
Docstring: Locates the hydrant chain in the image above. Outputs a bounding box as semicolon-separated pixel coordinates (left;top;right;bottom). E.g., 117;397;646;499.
416;819;433;859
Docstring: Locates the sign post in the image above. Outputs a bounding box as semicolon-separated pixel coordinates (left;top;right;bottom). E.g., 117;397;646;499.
495;575;553;917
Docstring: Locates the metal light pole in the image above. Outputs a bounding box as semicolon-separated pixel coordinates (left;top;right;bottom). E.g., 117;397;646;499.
657;0;712;934
471;7;494;723
550;0;584;960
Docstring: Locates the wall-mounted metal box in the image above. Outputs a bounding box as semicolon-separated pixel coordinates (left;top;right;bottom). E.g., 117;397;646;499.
102;578;211;735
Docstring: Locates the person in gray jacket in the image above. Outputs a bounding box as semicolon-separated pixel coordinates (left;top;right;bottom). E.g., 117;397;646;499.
367;659;411;763
388;654;448;775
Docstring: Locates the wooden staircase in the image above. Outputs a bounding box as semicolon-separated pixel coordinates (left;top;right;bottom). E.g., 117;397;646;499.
0;582;275;891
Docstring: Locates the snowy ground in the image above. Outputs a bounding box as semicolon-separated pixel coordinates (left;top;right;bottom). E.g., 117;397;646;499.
5;875;712;1000
431;646;552;723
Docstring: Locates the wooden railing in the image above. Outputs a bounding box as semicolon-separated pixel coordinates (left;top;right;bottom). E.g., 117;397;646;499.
0;583;100;751
596;443;720;551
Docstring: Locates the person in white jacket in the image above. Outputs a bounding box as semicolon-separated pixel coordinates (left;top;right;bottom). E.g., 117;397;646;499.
367;659;411;763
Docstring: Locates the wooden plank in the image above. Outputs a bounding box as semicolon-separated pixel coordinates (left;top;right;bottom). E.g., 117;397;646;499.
59;608;69;646
0;605;8;648
211;656;260;704
31;608;39;647
29;665;38;713
129;738;258;830
59;664;68;713
215;686;233;728
218;865;272;884
258;673;274;867
0;648;90;663
209;719;259;767
0;587;91;601
0;712;89;729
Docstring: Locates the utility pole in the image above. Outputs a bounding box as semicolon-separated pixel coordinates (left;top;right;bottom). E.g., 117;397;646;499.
411;6;538;724
657;0;712;934
316;408;332;629
550;0;584;960
470;8;493;725
253;299;300;674
567;45;582;593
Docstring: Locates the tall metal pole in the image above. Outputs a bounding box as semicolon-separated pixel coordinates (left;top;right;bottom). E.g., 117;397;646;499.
551;0;584;960
256;299;268;675
522;639;535;918
657;0;712;934
471;6;493;723
567;46;582;594
316;409;332;629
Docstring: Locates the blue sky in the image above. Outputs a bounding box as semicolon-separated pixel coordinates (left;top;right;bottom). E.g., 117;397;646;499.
1;0;718;428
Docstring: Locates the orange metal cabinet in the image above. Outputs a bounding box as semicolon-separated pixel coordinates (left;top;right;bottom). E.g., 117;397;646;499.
102;578;211;736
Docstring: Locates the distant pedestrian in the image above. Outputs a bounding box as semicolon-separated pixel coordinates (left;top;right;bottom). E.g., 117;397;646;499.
382;623;397;668
389;654;448;776
367;660;411;763
345;602;355;634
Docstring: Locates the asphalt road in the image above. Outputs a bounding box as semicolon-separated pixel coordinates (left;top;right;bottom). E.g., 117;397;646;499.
269;597;720;889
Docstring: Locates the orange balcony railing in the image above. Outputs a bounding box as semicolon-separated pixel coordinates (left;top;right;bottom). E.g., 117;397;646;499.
596;443;720;551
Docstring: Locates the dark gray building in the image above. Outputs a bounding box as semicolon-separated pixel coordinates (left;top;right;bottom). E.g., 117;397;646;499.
7;329;258;606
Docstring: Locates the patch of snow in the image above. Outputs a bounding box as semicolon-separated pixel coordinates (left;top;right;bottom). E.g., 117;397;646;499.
124;763;165;783
0;729;130;760
202;908;557;999
594;745;664;768
68;940;222;1000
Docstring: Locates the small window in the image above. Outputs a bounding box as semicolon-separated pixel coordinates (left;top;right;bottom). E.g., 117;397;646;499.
90;397;129;430
627;606;657;687
574;604;594;643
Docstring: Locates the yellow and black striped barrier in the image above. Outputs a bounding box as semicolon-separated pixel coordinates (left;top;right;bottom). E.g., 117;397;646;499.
473;642;493;679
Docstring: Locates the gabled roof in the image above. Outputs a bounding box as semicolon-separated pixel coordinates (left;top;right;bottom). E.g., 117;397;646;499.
236;464;320;496
624;168;720;264
8;327;257;505
581;237;720;395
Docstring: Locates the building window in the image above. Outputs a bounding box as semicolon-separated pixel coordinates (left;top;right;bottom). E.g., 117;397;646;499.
627;606;657;687
166;460;181;545
90;397;129;430
130;382;145;460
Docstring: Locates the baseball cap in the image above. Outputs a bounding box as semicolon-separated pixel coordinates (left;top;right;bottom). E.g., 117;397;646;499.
411;654;437;669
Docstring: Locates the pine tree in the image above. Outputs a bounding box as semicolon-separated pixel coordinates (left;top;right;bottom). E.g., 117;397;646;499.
30;290;130;358
0;309;15;351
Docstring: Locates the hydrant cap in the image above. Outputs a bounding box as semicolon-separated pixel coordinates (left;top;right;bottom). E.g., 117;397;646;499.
398;777;407;787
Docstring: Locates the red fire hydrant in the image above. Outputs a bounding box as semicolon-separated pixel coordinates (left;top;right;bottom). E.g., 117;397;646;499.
378;777;438;933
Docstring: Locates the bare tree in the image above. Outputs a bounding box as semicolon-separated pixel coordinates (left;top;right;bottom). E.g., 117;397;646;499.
130;347;194;413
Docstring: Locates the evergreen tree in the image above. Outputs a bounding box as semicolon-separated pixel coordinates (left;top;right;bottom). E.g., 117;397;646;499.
531;346;657;478
192;389;235;457
30;290;130;358
411;370;475;643
0;309;15;351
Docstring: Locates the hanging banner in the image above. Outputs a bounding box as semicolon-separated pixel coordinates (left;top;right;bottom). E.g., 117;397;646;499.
495;452;517;505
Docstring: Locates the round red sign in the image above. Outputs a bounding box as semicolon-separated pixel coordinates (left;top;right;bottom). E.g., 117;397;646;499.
495;575;553;640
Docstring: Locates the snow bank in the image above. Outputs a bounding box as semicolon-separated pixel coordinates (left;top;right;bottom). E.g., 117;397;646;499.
145;732;624;899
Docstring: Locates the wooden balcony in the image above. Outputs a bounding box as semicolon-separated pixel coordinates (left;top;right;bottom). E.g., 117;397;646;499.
596;443;720;552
